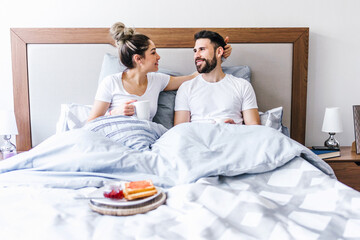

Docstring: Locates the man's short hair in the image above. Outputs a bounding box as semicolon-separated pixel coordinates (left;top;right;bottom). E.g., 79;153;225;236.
194;30;226;50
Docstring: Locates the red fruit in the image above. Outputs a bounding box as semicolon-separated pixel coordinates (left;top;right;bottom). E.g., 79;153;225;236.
104;189;124;199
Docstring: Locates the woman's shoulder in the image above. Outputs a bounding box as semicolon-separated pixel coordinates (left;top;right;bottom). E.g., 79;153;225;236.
147;72;170;88
101;72;123;84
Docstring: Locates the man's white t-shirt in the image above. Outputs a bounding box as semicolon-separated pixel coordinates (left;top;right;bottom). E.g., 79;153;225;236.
174;74;258;124
95;72;170;120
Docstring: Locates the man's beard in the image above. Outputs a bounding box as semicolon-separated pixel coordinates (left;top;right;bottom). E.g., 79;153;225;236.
196;54;217;73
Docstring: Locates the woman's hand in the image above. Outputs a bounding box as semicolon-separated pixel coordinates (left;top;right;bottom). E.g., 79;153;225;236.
223;36;232;59
111;100;137;116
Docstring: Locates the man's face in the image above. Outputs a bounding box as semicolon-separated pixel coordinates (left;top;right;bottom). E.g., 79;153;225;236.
193;39;217;73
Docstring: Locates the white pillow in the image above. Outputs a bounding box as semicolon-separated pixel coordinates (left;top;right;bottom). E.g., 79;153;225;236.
56;103;92;134
259;106;289;136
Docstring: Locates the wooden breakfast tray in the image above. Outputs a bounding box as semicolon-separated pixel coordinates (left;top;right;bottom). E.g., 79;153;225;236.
89;192;166;216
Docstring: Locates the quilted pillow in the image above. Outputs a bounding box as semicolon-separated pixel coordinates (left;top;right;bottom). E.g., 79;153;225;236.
84;115;167;151
259;106;289;136
56;103;93;133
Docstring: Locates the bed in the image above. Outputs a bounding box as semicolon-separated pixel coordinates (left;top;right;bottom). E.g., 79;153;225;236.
1;27;359;239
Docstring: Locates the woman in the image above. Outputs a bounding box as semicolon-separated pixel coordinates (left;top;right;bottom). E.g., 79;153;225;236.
87;22;232;122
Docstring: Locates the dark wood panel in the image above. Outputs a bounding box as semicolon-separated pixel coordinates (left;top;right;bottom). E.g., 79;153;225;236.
10;29;32;150
328;162;360;191
138;28;308;47
291;30;309;144
11;27;308;46
11;28;113;44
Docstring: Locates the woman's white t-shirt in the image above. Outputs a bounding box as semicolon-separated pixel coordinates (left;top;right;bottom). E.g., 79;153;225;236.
95;72;170;120
174;74;258;124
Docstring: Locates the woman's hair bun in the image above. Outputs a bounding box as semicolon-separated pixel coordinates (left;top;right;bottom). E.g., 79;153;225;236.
110;22;136;47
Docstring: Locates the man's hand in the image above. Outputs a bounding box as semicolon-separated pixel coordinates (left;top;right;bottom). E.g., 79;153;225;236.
223;118;236;124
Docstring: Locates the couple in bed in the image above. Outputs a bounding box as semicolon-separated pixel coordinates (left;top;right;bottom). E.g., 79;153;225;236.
87;22;260;126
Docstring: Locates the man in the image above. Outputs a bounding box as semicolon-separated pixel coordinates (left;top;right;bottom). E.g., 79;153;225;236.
174;30;261;125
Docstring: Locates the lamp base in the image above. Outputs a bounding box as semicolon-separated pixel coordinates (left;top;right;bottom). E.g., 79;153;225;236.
0;135;17;160
324;132;340;148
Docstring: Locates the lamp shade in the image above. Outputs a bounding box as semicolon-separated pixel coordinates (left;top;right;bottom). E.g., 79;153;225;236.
0;110;18;135
322;107;343;133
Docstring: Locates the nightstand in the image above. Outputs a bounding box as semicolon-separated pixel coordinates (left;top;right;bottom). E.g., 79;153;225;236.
324;146;360;191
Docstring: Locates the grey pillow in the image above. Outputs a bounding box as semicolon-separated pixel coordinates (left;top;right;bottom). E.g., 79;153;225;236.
153;91;177;129
153;70;181;129
222;65;251;82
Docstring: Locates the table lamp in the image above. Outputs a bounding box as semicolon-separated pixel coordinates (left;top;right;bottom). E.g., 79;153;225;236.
322;107;343;148
0;110;19;159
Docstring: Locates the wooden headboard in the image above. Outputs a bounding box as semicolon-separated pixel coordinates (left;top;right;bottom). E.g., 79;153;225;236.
10;27;309;150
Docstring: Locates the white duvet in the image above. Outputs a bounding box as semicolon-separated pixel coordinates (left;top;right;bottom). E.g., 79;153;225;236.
0;117;359;240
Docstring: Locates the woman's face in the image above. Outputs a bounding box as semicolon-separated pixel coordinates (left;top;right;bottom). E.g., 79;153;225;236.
140;40;160;72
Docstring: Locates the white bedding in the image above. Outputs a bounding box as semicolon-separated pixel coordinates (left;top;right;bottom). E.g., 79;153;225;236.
0;117;359;239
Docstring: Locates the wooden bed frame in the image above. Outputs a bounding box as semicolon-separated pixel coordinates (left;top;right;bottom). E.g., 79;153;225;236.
10;27;309;151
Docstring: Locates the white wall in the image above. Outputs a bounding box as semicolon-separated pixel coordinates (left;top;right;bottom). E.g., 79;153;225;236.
1;0;359;147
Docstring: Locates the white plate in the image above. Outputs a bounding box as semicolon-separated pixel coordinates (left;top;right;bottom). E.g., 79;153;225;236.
90;186;162;207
